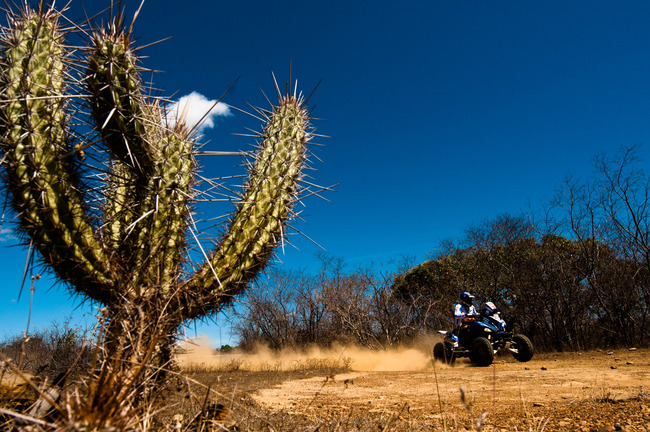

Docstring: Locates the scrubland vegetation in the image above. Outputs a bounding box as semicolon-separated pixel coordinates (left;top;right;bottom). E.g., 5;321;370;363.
236;148;650;353
1;0;649;429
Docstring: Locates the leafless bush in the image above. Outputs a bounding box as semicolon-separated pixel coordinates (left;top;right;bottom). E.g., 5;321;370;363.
235;255;434;351
0;321;92;381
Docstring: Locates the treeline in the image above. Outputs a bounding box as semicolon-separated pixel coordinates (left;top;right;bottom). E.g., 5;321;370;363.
233;255;423;351
234;147;650;352
393;231;649;351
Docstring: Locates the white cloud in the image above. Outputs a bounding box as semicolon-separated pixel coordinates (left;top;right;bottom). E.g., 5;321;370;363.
0;227;16;243
166;91;231;134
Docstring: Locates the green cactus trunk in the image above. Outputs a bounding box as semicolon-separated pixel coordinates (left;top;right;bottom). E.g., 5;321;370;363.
0;3;316;404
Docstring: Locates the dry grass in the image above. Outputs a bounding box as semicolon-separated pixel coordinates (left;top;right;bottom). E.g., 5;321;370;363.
180;355;354;374
3;346;650;431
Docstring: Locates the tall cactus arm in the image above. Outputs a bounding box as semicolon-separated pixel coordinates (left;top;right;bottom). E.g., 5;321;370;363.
184;93;311;319
129;126;196;294
103;159;136;252
87;26;156;175
0;9;115;303
88;25;196;294
88;26;160;261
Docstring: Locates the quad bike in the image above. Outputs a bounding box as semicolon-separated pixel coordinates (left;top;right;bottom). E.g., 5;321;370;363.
433;301;533;367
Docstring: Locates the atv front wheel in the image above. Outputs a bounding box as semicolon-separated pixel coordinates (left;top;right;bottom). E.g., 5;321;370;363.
469;337;494;366
511;334;534;362
433;342;455;365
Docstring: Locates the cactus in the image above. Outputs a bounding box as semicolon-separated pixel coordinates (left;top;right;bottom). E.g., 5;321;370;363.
0;3;314;390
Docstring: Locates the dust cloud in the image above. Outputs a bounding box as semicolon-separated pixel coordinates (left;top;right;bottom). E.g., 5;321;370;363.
176;336;438;372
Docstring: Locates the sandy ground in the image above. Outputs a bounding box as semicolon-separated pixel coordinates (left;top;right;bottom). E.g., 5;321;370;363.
178;340;650;430
3;342;649;430
249;347;650;430
253;349;648;407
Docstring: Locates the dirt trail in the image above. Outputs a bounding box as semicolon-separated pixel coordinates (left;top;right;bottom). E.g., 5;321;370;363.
252;348;650;416
178;339;650;428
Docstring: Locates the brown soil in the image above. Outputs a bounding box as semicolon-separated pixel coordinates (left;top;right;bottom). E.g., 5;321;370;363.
244;350;650;431
179;342;650;431
4;344;648;430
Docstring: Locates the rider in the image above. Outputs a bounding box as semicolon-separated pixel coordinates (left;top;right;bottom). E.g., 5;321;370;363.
453;292;478;346
454;291;477;327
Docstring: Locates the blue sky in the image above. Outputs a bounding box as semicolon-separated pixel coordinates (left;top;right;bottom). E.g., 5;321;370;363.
2;0;650;345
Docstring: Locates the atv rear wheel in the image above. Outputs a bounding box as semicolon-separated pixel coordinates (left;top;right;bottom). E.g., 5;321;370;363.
469;337;494;366
433;342;455;365
511;334;534;362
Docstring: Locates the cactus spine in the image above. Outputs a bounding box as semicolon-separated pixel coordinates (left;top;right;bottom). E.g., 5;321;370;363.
0;3;314;385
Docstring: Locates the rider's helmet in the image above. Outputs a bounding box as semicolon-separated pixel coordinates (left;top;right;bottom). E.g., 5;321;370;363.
459;291;475;307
